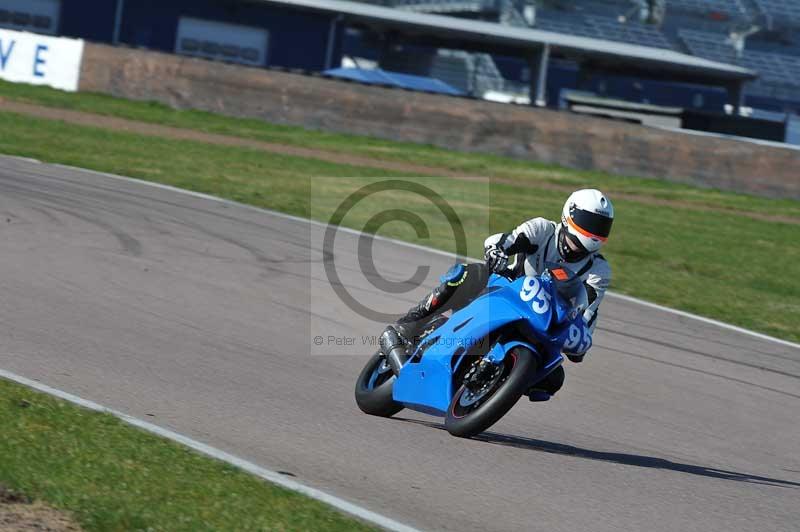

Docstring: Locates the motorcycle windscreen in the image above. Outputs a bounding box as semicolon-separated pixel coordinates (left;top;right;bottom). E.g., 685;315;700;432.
544;263;588;326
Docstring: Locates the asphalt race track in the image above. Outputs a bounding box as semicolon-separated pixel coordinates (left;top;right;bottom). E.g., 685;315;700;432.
0;155;798;532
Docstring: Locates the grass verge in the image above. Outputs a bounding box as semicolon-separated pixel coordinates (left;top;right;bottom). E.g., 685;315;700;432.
3;80;800;220
0;378;377;531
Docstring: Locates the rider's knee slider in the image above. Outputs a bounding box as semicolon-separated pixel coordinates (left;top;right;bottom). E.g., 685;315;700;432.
440;263;467;286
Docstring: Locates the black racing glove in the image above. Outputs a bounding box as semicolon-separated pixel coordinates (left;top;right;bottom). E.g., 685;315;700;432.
484;246;509;273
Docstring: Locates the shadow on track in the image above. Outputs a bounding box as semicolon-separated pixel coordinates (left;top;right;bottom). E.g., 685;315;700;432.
397;418;800;489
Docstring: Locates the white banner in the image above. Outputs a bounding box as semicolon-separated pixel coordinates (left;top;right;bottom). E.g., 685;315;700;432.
0;28;83;92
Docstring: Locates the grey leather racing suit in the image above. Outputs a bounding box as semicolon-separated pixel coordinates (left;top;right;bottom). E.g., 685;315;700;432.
484;217;611;352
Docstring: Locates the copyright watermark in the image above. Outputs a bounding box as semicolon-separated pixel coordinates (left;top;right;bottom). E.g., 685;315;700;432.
308;176;489;356
312;334;487;349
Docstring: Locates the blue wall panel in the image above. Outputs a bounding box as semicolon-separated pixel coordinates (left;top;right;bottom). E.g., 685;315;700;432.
60;0;117;42
114;0;335;70
54;0;337;71
745;94;800;115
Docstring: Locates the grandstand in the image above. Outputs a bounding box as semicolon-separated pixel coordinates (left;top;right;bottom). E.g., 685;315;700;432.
534;11;676;48
334;0;800;113
0;0;798;128
754;0;800;27
667;0;747;18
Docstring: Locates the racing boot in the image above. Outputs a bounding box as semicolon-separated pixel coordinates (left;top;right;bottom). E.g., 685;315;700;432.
392;263;468;345
528;365;565;402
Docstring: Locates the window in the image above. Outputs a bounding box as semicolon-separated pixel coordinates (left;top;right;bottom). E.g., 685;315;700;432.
0;0;59;35
175;17;268;67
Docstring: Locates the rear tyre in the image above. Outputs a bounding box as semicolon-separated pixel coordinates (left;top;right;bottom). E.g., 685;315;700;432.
354;352;404;417
445;346;538;438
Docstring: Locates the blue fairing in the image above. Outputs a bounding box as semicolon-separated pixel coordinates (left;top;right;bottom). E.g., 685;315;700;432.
392;273;573;414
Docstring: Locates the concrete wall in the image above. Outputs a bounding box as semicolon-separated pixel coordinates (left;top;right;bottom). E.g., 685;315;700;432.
79;43;800;199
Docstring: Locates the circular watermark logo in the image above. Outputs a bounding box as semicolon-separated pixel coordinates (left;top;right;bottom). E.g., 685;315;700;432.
322;179;469;323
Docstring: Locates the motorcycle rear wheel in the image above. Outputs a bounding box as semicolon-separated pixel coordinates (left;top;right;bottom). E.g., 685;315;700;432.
445;346;537;438
354;352;404;417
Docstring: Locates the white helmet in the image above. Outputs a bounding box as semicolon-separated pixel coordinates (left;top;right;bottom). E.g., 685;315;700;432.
558;189;614;262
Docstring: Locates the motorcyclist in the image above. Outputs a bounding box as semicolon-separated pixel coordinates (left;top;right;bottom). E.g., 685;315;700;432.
381;189;614;399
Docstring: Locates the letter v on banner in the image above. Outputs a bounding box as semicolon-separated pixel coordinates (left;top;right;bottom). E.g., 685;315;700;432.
0;28;83;91
0;39;14;70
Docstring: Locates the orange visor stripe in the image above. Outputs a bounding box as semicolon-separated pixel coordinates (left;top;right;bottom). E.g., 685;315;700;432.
567;216;608;243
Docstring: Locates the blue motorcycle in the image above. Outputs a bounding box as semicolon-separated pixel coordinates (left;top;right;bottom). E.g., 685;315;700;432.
355;262;592;437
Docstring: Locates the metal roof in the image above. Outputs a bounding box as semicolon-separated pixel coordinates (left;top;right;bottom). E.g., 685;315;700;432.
252;0;757;83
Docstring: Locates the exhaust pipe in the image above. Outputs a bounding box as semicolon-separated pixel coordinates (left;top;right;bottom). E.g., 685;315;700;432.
379;326;408;376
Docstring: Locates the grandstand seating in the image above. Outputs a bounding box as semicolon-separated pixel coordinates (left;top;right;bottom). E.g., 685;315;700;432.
753;0;800;27
584;15;675;48
381;48;505;95
667;0;747;17
679;28;800;97
390;0;531;26
349;0;800;108
428;52;476;91
535;10;675;49
390;0;492;13
679;28;738;62
534;10;599;37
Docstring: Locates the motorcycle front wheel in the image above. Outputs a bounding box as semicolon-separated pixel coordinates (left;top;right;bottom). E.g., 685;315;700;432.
354;352;404;417
445;346;537;438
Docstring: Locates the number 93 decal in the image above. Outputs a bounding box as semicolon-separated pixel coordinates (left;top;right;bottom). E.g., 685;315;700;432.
564;323;592;353
519;276;552;314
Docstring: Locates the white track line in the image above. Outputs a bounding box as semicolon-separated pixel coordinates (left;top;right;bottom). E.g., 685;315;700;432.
0;368;421;532
605;292;800;350
44;159;800;351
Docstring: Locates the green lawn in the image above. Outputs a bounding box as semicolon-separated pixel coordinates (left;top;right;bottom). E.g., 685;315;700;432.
3;80;800;220
0;378;377;532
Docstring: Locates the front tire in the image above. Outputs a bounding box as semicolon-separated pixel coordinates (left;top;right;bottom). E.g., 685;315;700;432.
445;346;538;438
354;352;404;417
